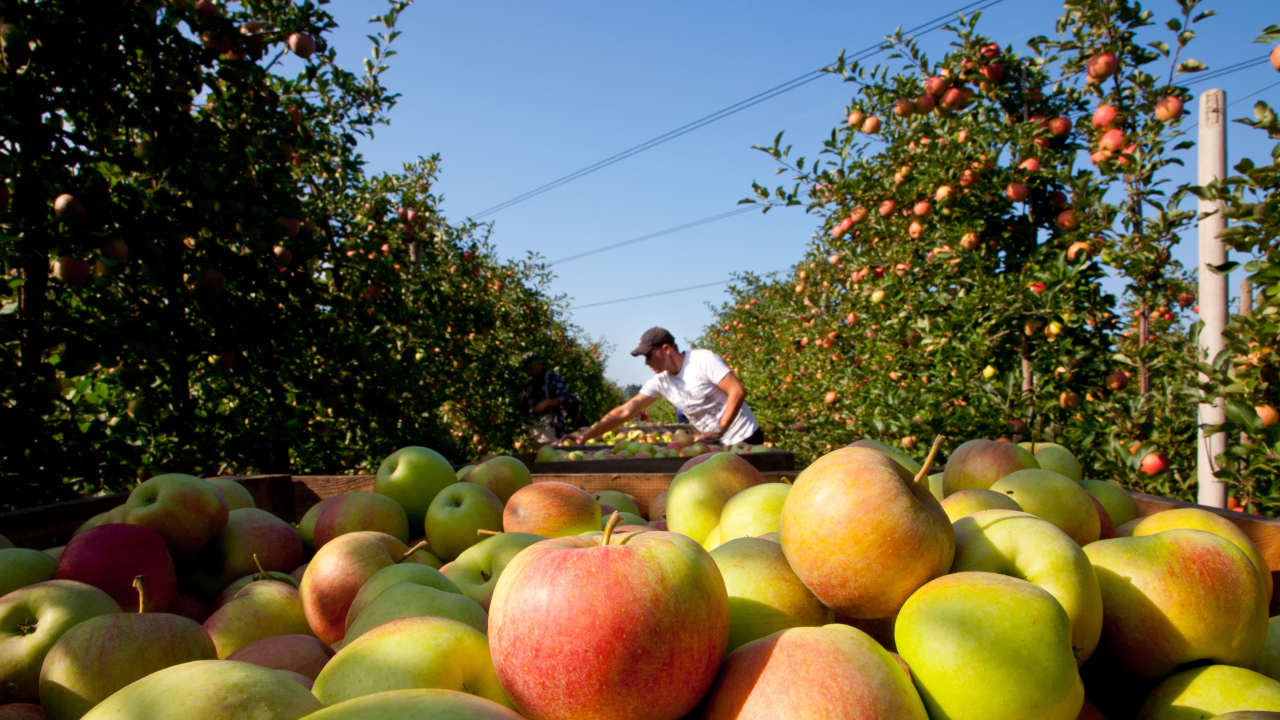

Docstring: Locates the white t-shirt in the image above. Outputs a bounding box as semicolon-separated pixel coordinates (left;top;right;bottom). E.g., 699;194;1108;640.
639;349;759;444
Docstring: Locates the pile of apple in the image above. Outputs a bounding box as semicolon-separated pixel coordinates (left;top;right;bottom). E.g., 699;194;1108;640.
1;437;1278;720
536;428;779;462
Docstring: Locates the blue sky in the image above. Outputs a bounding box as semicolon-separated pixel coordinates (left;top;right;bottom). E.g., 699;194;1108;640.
318;0;1280;388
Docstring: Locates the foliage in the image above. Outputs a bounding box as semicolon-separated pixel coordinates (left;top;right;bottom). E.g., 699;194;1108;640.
701;0;1205;496
0;0;614;510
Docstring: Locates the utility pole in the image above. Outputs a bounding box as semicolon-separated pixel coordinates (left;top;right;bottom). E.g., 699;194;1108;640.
1197;88;1228;509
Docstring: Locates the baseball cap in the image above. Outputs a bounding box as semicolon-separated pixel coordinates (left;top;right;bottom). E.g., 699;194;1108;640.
631;327;676;357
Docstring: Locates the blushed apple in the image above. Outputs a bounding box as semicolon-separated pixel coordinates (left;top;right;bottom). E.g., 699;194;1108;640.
943;439;1038;496
300;532;429;644
1082;480;1141;528
301;689;525;719
77;660;320;720
426;482;504;562
56;524;176;612
346;564;460;631
847;438;922;473
203;579;314;658
226;634;335;681
121;474;229;556
896;572;1084;720
702;624;927;720
342;582;487;646
710;537;832;652
0;581;121;703
313;616;510;708
207;478;255;511
502;482;600;538
375;447;457;530
989;469;1100;546
443;532;544;611
939;487;1021;522
314;492;410;549
1122;508;1272;601
186;508;304;600
465;456;532;504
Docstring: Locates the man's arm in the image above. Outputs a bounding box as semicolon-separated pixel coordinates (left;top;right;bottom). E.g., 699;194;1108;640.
560;393;657;445
696;372;747;443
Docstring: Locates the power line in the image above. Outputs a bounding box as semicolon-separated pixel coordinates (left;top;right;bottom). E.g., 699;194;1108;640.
1187;56;1270;86
1226;79;1280;107
549;205;763;266
573;279;734;309
469;0;1007;219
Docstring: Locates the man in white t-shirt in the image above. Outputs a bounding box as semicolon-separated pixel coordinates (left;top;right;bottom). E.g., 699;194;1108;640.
561;327;763;446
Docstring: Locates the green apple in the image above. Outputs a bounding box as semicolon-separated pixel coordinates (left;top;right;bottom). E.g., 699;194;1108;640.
781;447;953;619
667;453;767;545
442;532;544;611
79;660;321;720
603;512;647;529
1138;665;1280;719
301;688;525;719
39;610;217;720
1085;529;1269;678
0;580;122;703
0;535;12;549
702;624;927;719
0;550;57;599
927;472;944;501
939;488;1021;522
989;469;1100;546
314;616;510;708
710;537;832;653
346;564;460;632
534;446;559;463
1122;508;1272;602
951;510;1103;663
1018;442;1083;482
121;474;229;556
202;579;314;658
375;447;457;530
342;582;487;646
455;465;476;480
74;505;124;538
1081;480;1140;528
718;483;790;543
426;483;503;562
1254;616;1280;681
943;439;1038;496
466;456;532;504
593;491;641;517
297;496;337;553
896;572;1084;720
847;438;922;474
207;478;256;511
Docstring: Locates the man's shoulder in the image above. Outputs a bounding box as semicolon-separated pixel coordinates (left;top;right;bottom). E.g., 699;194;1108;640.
687;348;728;369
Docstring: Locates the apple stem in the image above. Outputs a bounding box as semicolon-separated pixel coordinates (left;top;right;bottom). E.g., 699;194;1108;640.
600;511;623;547
253;553;268;580
913;435;947;488
400;540;429;562
476;529;502;537
133;575;146;614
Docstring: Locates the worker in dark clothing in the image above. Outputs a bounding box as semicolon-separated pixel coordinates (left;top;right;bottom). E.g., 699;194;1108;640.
521;351;586;440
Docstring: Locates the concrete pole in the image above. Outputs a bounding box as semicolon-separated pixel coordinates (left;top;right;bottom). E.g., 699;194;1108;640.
1197;88;1228;508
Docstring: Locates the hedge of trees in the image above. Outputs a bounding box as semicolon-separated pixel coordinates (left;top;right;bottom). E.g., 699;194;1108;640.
0;0;619;510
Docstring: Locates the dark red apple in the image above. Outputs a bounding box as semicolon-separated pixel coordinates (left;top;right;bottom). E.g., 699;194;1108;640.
56;524;177;612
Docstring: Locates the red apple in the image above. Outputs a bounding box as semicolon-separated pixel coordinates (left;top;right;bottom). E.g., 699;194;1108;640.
1099;129;1126;153
52;257;90;285
1019;158;1041;172
489;519;729;720
102;239;128;263
1087;53;1118;82
312;491;410;549
272;246;292;267
925;76;950;96
980;63;1005;83
300;531;427;644
1006;183;1029;202
55;524;177;612
824;391;837;404
502;482;600;538
53;194;85;222
226;634;335;681
1140;453;1169;475
894;99;915;117
288;32;315;59
913;200;932;217
915;93;936;113
1048;117;1071;137
1092;104;1118;129
862;116;881;134
1056;210;1080;231
1155;96;1184;121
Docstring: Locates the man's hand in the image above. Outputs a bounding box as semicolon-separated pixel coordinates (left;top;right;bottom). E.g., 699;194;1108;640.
695;430;723;444
559;432;586;446
534;399;557;413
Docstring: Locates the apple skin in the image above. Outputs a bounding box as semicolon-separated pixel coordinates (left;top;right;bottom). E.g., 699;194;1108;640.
214;570;299;609
314;616;511;708
702;623;927;720
301;531;429;644
167;593;211;623
342;582;487;646
375;447;458;530
1253;616;1280;683
465;456;532;504
1018;442;1083;482
206;478;255;511
489;529;729;720
443;532;544;611
710;537;833;653
951;510;1103;663
1081;480;1141;528
502;482;600;538
427;483;504;562
896;572;1085;720
38;612;217;720
989;469;1100;546
1084;529;1269;678
346;564;460;631
314;492;410;549
1137;665;1280;719
943;439;1039;496
302;688;525;720
717;483;791;542
298;496;339;552
0;580;122;704
186;508;305;600
0;704;43;719
73;506;124;538
121;474;229;557
226;634;335;681
940;487;1021;522
0;550;57;599
203;579;314;658
1121;508;1272;602
77;660;321;720
649;492;668;522
592;491;641;517
667;452;767;545
847;438;922;473
56;524;176;612
780;447;954;619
